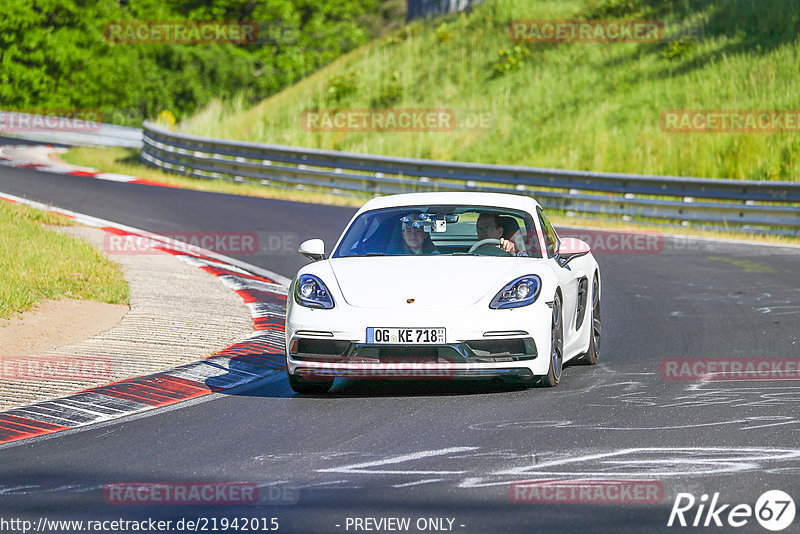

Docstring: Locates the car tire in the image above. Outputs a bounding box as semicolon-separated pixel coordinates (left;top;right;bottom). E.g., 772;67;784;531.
539;294;563;387
287;370;334;394
576;275;600;365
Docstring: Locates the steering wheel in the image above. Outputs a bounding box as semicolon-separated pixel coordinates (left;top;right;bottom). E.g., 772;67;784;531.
469;238;503;253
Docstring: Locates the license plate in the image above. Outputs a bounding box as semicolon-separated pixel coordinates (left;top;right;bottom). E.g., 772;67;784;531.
366;327;446;344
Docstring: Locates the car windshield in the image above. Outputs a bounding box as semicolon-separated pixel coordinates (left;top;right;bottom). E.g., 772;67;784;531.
332;205;542;258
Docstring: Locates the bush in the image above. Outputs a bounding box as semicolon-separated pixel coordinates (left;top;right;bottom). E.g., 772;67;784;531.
492;45;531;78
662;35;696;60
0;0;399;126
371;70;404;108
325;70;362;104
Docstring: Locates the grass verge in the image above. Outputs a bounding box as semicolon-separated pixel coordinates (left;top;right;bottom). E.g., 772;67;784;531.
0;201;130;319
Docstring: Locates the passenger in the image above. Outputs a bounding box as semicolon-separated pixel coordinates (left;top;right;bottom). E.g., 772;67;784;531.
389;212;439;256
400;216;438;255
475;213;517;255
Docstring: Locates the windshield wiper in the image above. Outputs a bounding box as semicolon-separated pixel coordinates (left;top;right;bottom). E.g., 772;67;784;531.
362;253;388;256
449;252;479;256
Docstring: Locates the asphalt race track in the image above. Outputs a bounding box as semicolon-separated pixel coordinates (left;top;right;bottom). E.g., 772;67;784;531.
1;155;799;533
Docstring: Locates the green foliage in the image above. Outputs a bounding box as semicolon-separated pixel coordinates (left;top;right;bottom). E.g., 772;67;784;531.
583;0;641;19
662;35;696;60
0;0;399;126
492;45;531;78
435;22;454;43
325;70;361;104
371;70;403;108
385;24;422;46
358;0;406;39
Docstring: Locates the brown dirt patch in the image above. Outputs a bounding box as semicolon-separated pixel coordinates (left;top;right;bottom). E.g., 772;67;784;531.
0;299;128;356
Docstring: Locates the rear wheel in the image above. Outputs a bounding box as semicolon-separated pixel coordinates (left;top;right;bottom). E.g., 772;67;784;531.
287;370;334;394
540;295;563;387
576;275;600;365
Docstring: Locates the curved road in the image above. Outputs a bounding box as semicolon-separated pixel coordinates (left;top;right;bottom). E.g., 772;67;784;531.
1;153;799;533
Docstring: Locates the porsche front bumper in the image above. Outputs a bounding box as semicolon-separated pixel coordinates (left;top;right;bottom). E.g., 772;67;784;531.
285;300;553;381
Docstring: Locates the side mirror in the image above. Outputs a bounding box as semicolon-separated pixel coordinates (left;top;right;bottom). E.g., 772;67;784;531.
556;238;591;267
298;238;325;262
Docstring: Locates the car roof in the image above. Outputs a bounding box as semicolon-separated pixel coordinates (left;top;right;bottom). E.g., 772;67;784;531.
354;192;540;216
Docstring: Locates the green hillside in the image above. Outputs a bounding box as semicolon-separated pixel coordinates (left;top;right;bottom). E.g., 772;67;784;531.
180;0;800;181
0;0;404;126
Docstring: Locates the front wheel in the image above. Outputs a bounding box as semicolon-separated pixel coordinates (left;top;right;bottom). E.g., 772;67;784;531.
287;370;334;394
539;295;563;387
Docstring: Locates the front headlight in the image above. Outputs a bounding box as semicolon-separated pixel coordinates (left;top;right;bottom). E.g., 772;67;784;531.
490;275;541;309
295;274;335;309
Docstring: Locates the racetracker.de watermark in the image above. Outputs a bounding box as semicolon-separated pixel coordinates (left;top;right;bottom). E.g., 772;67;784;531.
509;20;664;43
104;231;257;256
104;482;298;505
661;358;800;381
558;230;664;254
661;110;800;133
300;109;493;132
104;21;259;44
509;480;663;504
296;362;458;380
0;110;102;133
0;357;111;381
102;231;298;256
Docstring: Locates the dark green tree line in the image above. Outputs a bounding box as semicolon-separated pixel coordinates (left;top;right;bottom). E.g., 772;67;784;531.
0;0;404;125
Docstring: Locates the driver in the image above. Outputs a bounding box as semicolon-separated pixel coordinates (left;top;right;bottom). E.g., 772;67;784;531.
475;213;517;255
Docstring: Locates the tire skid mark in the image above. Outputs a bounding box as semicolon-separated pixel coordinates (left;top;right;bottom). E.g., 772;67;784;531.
302;446;800;491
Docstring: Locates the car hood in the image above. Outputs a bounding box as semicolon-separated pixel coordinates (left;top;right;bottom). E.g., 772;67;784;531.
328;256;531;309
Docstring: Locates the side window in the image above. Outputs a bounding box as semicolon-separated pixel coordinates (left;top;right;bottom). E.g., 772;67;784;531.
505;214;541;257
537;208;558;258
519;215;542;257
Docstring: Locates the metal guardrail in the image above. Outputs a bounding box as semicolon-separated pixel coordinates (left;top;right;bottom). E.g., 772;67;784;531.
141;121;800;235
0;110;142;148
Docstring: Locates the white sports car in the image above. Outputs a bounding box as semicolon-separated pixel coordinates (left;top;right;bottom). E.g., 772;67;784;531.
285;192;600;393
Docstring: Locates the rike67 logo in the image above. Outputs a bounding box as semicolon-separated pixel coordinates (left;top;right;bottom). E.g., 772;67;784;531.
668;490;795;531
